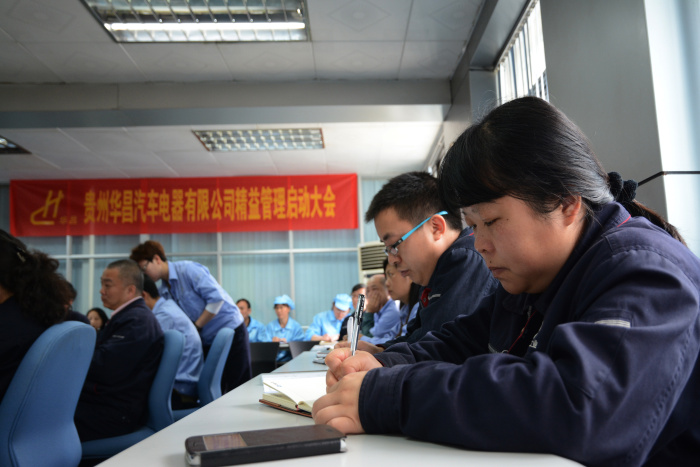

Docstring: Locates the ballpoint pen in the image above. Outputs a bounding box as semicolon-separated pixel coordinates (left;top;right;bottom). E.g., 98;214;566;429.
350;293;365;356
346;313;355;353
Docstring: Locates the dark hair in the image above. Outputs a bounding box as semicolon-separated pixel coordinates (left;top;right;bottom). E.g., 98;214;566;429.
351;283;365;293
87;307;109;329
66;281;77;301
142;275;160;298
439;96;684;243
236;298;251;309
0;230;70;326
365;171;462;231
130;240;168;263
107;259;144;293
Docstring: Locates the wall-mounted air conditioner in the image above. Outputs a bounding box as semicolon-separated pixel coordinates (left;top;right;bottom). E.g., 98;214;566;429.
357;241;385;282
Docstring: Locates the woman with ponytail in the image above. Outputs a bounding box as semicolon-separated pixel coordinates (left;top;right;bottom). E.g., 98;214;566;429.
314;97;700;467
0;229;71;402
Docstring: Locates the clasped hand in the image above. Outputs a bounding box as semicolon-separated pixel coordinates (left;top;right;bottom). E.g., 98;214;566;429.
312;348;383;434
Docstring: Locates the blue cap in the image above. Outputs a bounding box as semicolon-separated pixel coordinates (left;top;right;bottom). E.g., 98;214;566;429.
273;294;295;310
333;293;353;312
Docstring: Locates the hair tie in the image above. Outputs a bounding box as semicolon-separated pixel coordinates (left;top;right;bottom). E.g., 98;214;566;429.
608;172;637;204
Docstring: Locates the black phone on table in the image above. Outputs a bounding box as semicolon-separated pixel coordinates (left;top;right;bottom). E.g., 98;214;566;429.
185;425;346;466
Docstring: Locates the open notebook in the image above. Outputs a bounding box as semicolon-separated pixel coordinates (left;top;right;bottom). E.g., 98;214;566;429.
260;371;328;418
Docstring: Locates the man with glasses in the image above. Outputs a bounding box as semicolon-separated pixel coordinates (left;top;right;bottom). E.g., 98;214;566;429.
346;171;497;354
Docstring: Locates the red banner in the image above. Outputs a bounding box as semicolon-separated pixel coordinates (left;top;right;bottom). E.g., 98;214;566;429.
10;174;358;237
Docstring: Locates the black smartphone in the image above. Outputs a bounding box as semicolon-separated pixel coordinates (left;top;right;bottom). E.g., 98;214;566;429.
185;425;347;467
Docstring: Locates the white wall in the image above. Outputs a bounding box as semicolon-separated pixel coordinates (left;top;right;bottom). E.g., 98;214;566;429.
645;0;700;253
540;0;667;218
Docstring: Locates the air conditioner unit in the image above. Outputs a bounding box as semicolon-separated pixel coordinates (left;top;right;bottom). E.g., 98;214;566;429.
357;241;385;282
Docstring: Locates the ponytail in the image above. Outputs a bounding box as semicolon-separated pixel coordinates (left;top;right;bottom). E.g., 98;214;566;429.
608;172;686;245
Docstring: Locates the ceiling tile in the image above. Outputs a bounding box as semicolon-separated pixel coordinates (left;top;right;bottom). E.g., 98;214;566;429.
0;0;110;43
154;150;217;166
0;43;61;83
406;0;482;41
218;43;316;81
123;44;232;82
270;149;327;174
307;0;411;41
0;129;90;155
23;42;146;83
129;128;205;152
0;153;57;170
35;152;111;170
313;42;403;79
399;41;466;79
62;129;147;155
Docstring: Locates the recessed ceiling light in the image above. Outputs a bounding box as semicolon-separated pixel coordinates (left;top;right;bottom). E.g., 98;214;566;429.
81;0;309;43
0;136;30;154
194;129;324;151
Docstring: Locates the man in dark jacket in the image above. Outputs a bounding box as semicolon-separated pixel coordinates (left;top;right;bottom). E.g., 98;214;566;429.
344;171;497;354
74;259;164;441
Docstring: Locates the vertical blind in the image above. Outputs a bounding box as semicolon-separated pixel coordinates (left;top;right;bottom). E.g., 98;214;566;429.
497;1;548;104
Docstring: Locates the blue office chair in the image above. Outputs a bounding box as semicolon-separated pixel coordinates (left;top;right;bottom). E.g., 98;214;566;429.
81;329;184;460
0;321;96;467
173;327;234;421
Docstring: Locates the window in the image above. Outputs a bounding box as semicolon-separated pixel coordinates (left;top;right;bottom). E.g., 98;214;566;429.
497;1;548;103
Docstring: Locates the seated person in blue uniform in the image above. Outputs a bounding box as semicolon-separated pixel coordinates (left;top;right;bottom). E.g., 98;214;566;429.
142;275;203;409
306;294;353;342
336;171;497;354
266;294;304;362
314;97;700;466
237;298;270;343
0;230;72;404
359;273;401;345
385;261;420;339
74;259;164;441
131;240;251;393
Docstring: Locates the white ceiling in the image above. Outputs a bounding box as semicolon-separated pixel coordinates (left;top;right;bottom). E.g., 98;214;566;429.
0;0;513;184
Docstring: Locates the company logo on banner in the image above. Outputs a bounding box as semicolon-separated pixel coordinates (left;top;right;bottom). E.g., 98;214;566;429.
10;174;358;237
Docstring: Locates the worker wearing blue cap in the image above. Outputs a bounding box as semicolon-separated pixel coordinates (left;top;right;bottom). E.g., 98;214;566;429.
305;293;353;341
266;294;304;362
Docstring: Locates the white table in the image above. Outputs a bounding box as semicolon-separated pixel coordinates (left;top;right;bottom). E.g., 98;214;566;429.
98;351;582;466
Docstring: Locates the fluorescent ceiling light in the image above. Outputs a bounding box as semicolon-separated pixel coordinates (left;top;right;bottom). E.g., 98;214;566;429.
81;0;309;43
194;129;324;152
0;136;30;155
106;21;306;32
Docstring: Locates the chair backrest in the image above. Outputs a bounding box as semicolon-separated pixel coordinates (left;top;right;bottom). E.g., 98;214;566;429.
0;321;96;467
249;341;280;377
145;329;184;432
197;327;234;406
288;340;316;359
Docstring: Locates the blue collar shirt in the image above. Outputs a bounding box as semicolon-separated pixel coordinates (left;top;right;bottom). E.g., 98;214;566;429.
361;299;402;345
159;260;243;346
151;297;203;397
247;317;271;343
266;318;304;362
305;310;346;340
